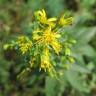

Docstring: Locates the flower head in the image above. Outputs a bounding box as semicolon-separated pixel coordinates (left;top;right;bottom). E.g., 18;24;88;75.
6;9;75;77
17;36;32;54
34;27;61;54
40;47;52;72
35;9;57;27
58;15;73;27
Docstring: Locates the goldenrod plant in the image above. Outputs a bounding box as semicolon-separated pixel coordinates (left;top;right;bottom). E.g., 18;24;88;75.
1;0;96;95
4;9;76;78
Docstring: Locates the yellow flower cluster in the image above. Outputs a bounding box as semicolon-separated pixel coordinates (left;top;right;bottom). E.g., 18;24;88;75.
17;36;32;54
58;15;73;27
6;9;74;76
33;26;62;72
35;9;73;27
40;48;51;71
33;9;73;73
33;27;61;54
35;9;57;27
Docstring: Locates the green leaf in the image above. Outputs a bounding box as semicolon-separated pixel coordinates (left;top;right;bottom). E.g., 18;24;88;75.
71;64;90;73
73;44;96;59
45;77;57;96
77;27;96;44
45;76;68;96
65;69;90;93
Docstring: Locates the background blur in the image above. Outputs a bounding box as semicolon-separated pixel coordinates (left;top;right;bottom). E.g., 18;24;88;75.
0;0;96;96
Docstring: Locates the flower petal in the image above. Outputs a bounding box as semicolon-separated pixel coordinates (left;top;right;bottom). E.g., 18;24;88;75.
48;18;57;21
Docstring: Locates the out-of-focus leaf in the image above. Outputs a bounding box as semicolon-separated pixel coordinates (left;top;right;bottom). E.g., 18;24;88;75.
66;69;90;93
87;62;95;71
77;27;96;44
71;64;90;73
45;77;57;96
73;44;96;58
81;0;95;9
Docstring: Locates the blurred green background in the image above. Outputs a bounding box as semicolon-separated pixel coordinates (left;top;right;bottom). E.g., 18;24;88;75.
0;0;96;96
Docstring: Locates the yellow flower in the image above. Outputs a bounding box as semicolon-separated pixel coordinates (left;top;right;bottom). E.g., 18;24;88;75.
35;9;57;27
18;36;26;44
32;29;42;41
34;27;61;54
51;41;61;54
19;43;32;54
58;15;73;27
17;36;32;54
40;47;53;72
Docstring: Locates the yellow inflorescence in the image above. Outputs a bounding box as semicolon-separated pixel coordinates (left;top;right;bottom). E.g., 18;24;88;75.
58;15;73;27
6;9;74;76
34;27;61;55
40;48;51;71
35;9;57;27
17;36;32;54
33;9;73;72
32;27;62;72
